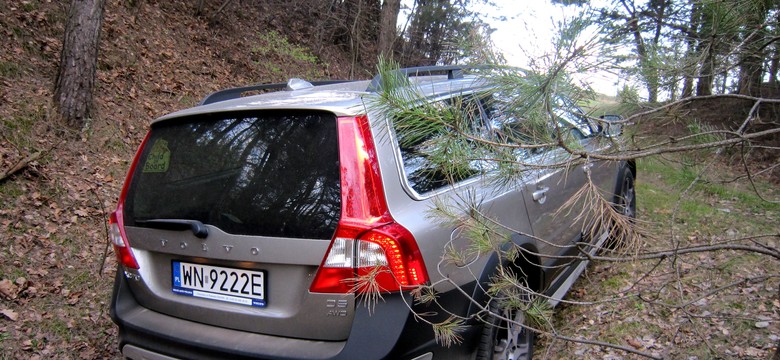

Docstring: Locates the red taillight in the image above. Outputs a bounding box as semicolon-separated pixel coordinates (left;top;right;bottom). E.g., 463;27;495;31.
109;209;139;269
309;116;429;294
109;132;150;270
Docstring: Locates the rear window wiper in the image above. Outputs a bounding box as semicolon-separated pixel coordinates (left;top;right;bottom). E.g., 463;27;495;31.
135;219;209;238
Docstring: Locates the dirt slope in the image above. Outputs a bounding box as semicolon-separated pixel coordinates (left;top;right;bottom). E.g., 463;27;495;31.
0;0;351;357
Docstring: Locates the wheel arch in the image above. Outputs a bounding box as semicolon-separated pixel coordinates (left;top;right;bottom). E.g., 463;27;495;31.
627;159;636;178
468;233;543;317
613;160;636;202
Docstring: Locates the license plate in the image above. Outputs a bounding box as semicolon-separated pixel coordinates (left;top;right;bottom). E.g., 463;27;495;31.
172;261;266;307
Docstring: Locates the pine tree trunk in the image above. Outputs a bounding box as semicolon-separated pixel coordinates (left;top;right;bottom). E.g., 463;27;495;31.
195;0;205;16
696;38;714;96
771;11;780;85
769;45;780;84
681;0;701;98
54;0;106;130
737;2;768;96
378;0;400;60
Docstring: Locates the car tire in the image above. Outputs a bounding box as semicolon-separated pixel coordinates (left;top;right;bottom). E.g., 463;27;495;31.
605;166;636;249
475;296;534;360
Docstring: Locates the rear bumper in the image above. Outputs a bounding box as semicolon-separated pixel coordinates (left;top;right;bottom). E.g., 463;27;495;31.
110;270;477;360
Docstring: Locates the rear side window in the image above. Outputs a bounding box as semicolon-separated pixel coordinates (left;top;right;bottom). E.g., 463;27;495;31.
124;111;341;239
396;97;485;194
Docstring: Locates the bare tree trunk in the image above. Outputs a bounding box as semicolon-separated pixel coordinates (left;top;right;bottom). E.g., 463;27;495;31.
770;11;780;85
696;39;714;96
54;0;106;130
680;61;695;98
378;0;401;60
195;0;206;16
776;285;780;359
769;50;779;84
737;1;768;96
775;341;780;359
681;0;701;98
620;0;658;102
347;0;364;78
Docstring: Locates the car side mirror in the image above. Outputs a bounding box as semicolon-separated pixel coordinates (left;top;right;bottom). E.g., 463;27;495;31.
598;114;624;136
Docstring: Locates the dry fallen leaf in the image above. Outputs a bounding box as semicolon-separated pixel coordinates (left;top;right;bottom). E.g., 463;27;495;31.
0;308;19;321
626;337;643;349
0;279;18;300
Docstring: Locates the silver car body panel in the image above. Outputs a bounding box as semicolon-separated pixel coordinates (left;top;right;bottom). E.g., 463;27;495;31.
123;226;355;340
113;72;627;358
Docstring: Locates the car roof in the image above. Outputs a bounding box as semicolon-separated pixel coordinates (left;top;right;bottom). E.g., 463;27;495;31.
152;74;486;124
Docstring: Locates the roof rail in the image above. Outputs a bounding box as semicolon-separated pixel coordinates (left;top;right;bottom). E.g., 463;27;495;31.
199;79;354;106
366;65;471;92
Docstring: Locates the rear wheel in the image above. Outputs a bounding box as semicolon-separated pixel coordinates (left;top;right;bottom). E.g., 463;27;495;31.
475;298;534;360
605;166;636;249
616;167;636;219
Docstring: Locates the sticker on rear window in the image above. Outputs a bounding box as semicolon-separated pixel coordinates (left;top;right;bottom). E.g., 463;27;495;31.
143;139;170;173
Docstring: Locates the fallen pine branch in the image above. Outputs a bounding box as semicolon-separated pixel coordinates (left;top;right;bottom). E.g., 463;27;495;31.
0;151;42;183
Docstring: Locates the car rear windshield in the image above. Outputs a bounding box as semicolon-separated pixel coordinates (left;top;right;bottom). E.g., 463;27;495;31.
124;110;341;239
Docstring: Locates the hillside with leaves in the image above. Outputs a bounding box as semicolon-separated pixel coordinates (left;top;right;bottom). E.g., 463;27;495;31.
0;0;354;357
1;0;778;359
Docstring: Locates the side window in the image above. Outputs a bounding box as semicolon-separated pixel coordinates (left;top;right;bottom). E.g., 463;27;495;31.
554;98;595;139
484;95;526;144
482;94;549;156
395;96;484;194
560;119;587;140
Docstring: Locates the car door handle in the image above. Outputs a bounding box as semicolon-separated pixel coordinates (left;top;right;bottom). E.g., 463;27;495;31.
582;162;594;173
532;187;549;203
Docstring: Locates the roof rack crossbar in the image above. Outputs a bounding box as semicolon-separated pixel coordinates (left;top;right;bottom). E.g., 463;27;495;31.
199;80;354;106
366;65;469;92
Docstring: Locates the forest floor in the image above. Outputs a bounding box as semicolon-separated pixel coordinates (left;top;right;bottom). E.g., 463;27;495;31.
535;152;779;359
0;0;778;359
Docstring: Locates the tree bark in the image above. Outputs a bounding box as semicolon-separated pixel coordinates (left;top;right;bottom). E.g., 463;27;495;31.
681;0;701;98
770;11;780;85
378;0;401;60
737;1;769;96
195;0;206;16
619;0;658;103
696;37;714;96
54;0;106;130
769;48;780;84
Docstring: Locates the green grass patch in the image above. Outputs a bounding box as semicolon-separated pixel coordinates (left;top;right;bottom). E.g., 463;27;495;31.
0;180;26;199
1;104;44;151
251;31;324;80
0;331;9;359
686;119;725;145
678;200;717;223
20;0;39;12
599;319;660;344
178;94;196;107
582;92;642;118
47;318;71;340
0;61;22;78
601;271;630;291
636;156;779;233
64;269;92;290
728;301;746;311
0;268;29;281
716;253;762;276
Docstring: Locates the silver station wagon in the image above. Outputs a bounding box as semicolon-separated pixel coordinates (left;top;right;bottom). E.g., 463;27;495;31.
109;66;636;360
